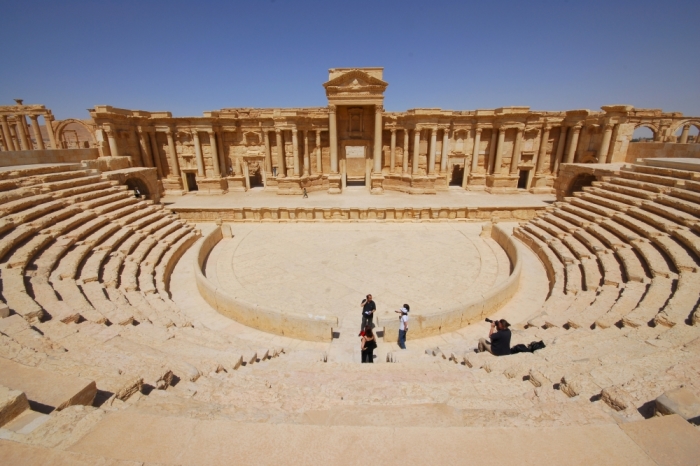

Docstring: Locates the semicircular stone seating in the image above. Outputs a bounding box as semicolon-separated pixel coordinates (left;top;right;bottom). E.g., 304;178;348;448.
0;164;290;416
1;162;700;463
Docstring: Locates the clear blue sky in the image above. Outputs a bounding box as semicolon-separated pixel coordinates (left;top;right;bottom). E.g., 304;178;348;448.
1;0;698;120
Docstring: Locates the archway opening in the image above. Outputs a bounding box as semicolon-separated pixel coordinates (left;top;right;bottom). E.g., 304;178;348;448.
124;177;150;199
566;174;597;197
58;121;95;148
674;124;699;143
631;126;655;142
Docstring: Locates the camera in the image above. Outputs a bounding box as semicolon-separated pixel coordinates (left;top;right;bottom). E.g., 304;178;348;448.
485;318;494;323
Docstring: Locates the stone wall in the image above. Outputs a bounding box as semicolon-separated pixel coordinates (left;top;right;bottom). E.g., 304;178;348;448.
626;142;700;162
379;223;522;341
194;226;338;342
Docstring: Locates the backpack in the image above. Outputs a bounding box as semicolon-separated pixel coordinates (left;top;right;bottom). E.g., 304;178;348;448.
509;341;546;355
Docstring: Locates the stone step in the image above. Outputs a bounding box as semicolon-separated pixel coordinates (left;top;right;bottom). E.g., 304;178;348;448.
0;357;96;412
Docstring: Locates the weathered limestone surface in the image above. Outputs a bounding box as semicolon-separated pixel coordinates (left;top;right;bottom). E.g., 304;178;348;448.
0;357;96;411
0;385;29;427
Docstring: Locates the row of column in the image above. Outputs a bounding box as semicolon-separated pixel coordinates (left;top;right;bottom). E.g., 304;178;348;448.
0;114;57;151
269;128;324;178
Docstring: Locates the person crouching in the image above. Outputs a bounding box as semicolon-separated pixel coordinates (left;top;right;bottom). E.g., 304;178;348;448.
477;319;511;356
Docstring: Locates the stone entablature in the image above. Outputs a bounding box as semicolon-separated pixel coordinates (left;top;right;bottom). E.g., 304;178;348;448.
12;68;691;197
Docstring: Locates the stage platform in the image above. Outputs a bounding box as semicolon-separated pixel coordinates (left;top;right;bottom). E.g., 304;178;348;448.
163;187;555;223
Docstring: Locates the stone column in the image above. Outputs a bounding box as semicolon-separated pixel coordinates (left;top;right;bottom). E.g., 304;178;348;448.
193;131;205;177
487;128;498;174
105;127;118;156
471;128;482;172
402;130;409;174
263;130;272;173
493;127;506;175
292;128;300;176
166;129;180;177
275;129;286;177
315;130;322;174
217;131;227;175
509;127;523;175
137;128;152;167
565;125;581;164
0;116;15;151
412;129;420;175
534;125;551;174
598;124;614;162
149;130;164;178
303;130;310;176
44;115;57;149
553;126;568;174
329;105;338;174
679;124;690;144
440;128;449;173
373;105;383;174
29;115;44;150
428;127;437;175
389;129;396;174
208;130;220;177
15;117;29;150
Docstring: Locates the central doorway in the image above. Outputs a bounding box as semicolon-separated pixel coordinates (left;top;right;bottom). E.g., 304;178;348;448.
344;145;367;187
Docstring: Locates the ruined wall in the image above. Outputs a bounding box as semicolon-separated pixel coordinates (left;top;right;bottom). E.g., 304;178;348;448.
626;142;700;162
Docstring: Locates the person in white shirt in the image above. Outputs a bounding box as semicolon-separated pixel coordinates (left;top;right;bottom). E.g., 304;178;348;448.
395;304;410;349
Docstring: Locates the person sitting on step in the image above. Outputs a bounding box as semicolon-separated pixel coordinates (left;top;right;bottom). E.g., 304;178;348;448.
477;319;511;356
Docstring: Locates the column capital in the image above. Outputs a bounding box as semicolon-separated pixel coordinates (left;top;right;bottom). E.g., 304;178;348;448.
375;105;383;113
43;114;54;122
315;128;322;135
474;127;483;135
328;104;336;113
292;127;298;135
390;128;396;134
571;124;582;132
498;126;506;134
207;129;215;136
28;114;39;121
165;127;174;135
542;124;552;131
430;126;437;134
275;128;282;134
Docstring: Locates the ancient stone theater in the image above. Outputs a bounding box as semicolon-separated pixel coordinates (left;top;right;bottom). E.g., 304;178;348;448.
0;68;699;464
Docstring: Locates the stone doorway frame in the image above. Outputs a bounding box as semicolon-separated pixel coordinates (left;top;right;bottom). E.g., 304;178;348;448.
340;139;370;190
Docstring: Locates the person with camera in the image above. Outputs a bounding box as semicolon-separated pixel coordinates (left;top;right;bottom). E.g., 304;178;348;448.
395;304;409;349
477;318;511;356
359;294;376;336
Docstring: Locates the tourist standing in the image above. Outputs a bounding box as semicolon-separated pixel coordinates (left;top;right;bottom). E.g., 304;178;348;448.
361;326;376;363
359;294;376;336
477;319;512;356
395;304;409;349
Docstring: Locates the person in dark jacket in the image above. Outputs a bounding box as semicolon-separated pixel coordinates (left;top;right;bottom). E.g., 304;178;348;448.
477;319;511;356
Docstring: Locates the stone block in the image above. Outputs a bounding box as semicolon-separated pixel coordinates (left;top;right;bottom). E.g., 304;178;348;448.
655;387;700;424
0;385;29;427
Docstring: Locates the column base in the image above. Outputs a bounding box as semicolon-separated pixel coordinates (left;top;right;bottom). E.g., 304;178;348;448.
327;174;342;194
529;174;555;194
277;176;304;195
466;173;487;191
485;174;519;194
370;173;385;194
226;175;247;192
195;177;228;195
162;176;184;196
408;175;437;194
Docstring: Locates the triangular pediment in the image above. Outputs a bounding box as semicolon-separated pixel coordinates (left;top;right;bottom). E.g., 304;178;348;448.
323;69;388;89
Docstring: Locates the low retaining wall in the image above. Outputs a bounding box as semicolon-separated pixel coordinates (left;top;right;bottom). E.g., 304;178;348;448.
173;205;545;223
0;149;99;167
626;142;700;162
378;223;523;342
194;227;337;342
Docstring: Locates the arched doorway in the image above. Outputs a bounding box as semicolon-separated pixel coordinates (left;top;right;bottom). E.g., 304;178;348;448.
124;177;151;199
565;174;597;197
631;126;656;143
54;119;96;149
673;122;700;143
